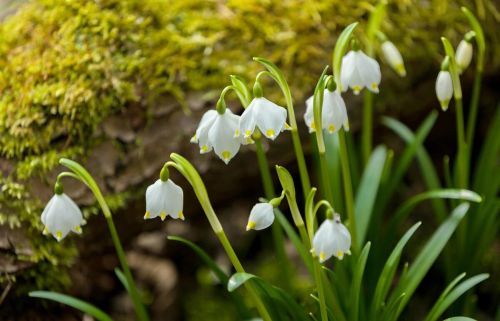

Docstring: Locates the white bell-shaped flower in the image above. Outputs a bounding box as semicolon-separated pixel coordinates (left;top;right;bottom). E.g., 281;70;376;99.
311;214;351;262
145;179;184;221
191;108;248;164
239;97;288;140
455;40;473;72
341;50;381;94
304;90;349;134
381;41;406;77
41;193;85;241
246;203;275;231
435;70;454;111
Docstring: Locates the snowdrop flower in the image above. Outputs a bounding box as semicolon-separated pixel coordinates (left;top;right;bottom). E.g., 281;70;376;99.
246;202;274;231
381;40;406;77
312;214;351;262
304;88;349;134
145;168;184;221
191;107;249;164
435;69;453;111
341;48;381;94
455;39;473;72
239;96;288;140
41;184;85;241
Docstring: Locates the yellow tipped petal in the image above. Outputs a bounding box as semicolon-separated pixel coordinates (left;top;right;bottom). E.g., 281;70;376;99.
160;212;167;221
265;129;275;138
371;83;379;91
310;122;316;130
234;129;240;137
144;211;151;219
201;145;209;153
336;250;344;260
74;226;82;234
178;211;185;220
319;251;326;262
222;150;231;161
42;227;49;235
328;124;335;133
245;130;252;137
246;221;256;231
284;123;292;130
396;64;406;77
55;231;63;241
353;85;361;94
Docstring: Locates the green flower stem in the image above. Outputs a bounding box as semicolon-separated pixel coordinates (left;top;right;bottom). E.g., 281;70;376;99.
465;71;482;149
59;159;149;321
362;92;374;165
313;260;328;321
168;155;272;321
255;137;276;198
455;98;468;188
254;57;311;199
338;131;357;249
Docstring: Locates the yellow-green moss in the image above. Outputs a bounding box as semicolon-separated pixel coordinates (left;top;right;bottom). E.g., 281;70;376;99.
0;0;498;309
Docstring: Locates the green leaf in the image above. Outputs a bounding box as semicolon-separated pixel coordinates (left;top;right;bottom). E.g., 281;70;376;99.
443;317;475;321
424;274;489;321
349;242;371;321
228;272;255;292
168;236;228;283
276;165;296;199
382;116;447;221
29;291;114;321
114;268;130;293
369;222;421;321
390;189;481;229
332;22;358;89
354;146;386;246
389;203;470;319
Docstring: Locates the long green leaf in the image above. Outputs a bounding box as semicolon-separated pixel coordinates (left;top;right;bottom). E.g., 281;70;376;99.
382;116;447;221
349;242;371;321
389;189;481;229
389;203;470;318
369;222;421;321
424;274;489;321
29;291;114;321
355;146;386;246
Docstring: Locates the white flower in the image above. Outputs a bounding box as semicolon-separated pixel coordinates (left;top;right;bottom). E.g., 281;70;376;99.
341;50;381;94
455;40;473;72
41;193;85;241
435;70;454;111
311;214;351;262
381;41;406;77
246;202;275;231
304;90;349;134
191;108;250;164
145;179;184;221
239;97;288;140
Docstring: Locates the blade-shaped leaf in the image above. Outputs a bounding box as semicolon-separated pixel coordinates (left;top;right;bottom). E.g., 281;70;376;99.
349;242;371;321
29;291;114;321
355;146;387;246
389;203;470;319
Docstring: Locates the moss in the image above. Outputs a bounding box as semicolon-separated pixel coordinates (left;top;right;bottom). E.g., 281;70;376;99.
0;0;498;307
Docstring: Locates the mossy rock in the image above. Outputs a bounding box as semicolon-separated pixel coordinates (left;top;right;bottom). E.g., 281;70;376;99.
0;0;499;313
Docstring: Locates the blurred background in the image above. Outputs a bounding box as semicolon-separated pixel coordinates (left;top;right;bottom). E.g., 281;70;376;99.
0;0;498;320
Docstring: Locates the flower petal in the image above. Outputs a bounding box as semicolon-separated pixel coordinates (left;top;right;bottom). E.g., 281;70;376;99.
254;97;287;140
208;111;241;164
247;203;275;230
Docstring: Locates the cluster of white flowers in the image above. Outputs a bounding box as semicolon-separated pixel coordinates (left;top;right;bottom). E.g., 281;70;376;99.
191;96;288;164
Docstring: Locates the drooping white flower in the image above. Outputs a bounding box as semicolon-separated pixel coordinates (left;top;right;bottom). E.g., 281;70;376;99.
41;193;85;241
145;179;184;221
191;108;249;164
435;70;454;111
381;41;406;77
341;50;381;94
304;90;349;134
455;40;473;72
311;214;351;262
246;203;275;231
239;97;288;140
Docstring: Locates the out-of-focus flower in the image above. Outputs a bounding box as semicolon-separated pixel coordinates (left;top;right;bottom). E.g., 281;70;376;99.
435;70;453;111
455;39;473;72
381;40;406;77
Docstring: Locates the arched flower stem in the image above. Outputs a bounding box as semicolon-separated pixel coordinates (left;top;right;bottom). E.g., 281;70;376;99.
167;154;272;321
58;159;149;321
